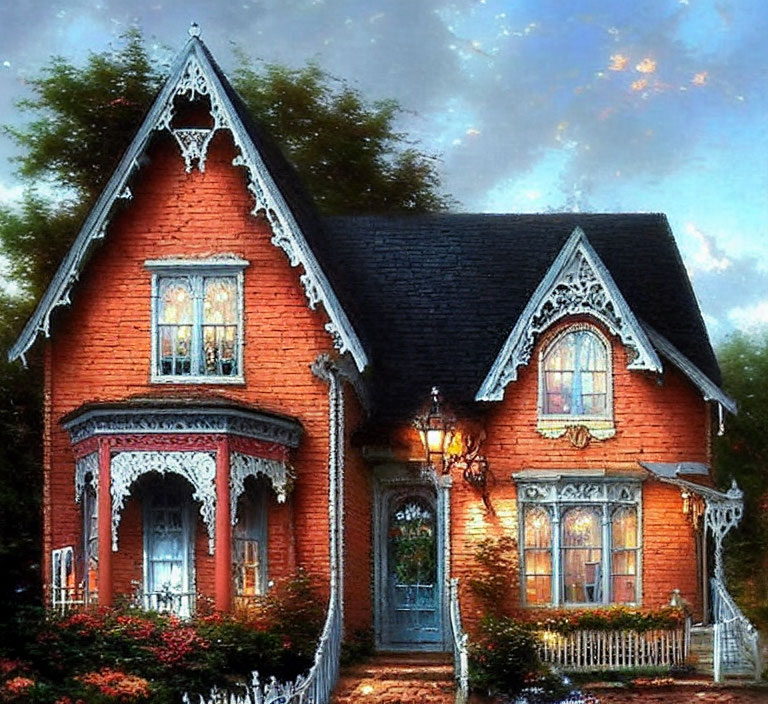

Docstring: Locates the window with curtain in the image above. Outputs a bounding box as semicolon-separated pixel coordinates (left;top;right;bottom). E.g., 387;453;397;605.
562;507;602;604
611;506;639;605
541;327;609;417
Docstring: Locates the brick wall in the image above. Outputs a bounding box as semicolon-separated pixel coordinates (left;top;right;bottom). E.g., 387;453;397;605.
44;123;338;604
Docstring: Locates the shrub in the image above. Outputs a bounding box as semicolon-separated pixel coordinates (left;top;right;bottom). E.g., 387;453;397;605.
466;536;519;617
469;615;567;703
520;605;687;634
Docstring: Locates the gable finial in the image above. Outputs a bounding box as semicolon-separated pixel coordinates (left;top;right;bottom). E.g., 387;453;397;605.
189;22;201;38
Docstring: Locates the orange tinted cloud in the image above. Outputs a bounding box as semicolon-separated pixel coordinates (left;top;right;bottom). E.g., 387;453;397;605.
635;58;656;74
609;53;628;71
631;78;648;92
692;71;708;86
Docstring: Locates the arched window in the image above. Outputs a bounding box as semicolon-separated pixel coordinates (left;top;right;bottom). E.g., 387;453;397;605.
541;327;610;417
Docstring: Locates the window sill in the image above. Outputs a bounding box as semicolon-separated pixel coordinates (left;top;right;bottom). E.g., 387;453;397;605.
537;417;615;442
150;375;246;385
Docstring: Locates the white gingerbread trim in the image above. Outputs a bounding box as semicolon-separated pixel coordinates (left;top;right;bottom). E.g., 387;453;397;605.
230;453;292;523
642;323;737;414
476;227;662;401
9;35;368;372
110;451;216;554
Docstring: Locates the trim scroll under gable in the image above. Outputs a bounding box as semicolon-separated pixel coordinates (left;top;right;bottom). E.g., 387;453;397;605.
476;227;662;401
8;34;368;372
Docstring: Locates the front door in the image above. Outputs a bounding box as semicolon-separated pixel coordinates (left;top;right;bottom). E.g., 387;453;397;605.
376;485;445;649
143;476;193;616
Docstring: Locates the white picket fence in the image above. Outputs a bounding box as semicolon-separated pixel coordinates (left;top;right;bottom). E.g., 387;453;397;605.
537;625;689;671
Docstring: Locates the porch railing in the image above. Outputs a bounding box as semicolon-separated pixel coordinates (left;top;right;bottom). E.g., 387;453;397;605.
51;585;88;613
537;625;689;671
449;578;469;704
140;590;196;618
711;577;761;681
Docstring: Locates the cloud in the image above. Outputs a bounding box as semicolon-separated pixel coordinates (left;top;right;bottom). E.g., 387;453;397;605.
689;254;768;343
684;222;731;273
0;181;23;208
728;300;768;330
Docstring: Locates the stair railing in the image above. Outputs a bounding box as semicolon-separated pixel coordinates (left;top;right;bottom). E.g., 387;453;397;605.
449;577;469;704
711;577;760;682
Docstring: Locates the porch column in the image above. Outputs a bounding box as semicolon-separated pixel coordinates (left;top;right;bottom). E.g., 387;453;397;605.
97;438;113;606
214;437;232;611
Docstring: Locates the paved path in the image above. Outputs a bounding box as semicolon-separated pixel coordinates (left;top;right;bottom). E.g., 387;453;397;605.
331;652;456;704
583;681;768;703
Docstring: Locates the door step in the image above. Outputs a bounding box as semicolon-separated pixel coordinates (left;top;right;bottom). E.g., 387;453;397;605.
331;652;455;704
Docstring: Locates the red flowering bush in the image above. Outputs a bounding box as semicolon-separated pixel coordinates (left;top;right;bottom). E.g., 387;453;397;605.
76;669;150;703
148;626;209;666
1;675;36;701
0;571;323;704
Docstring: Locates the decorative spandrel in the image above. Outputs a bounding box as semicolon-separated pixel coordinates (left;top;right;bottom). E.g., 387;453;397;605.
110;451;216;554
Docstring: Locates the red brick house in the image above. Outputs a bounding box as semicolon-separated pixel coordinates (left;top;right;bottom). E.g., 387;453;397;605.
8;29;755;686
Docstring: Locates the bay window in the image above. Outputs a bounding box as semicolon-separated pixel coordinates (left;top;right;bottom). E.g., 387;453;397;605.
518;477;641;606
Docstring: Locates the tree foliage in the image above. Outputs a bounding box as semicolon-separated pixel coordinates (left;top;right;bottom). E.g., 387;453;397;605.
714;331;768;624
232;61;450;214
5;29;162;206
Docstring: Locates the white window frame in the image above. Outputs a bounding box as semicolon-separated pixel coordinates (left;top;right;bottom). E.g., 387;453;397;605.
517;476;642;608
147;257;248;384
51;546;81;610
537;323;615;440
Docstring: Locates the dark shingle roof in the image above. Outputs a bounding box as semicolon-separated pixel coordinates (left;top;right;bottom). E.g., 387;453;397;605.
316;213;719;423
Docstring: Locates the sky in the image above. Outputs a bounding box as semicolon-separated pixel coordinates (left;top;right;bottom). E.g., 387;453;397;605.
0;0;766;346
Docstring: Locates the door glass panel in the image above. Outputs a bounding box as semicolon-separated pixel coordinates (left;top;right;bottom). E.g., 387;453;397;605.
387;497;440;644
144;485;191;615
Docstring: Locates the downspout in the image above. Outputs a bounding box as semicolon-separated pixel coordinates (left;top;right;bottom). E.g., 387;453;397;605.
311;354;345;630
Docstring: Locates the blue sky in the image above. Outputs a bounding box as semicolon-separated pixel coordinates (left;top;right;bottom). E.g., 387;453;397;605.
0;0;766;345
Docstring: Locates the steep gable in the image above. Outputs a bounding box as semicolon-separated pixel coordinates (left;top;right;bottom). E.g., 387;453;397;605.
8;28;367;371
476;226;661;401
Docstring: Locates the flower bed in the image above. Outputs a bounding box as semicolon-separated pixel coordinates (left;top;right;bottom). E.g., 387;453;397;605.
0;572;323;704
519;606;687;635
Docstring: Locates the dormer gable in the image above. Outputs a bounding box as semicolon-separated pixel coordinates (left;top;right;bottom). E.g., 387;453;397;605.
476;226;662;401
8;27;368;372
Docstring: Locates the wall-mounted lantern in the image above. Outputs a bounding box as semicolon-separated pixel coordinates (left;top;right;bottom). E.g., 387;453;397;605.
413;387;455;474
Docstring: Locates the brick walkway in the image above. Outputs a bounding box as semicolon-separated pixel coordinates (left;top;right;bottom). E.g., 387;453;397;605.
331;652;456;704
583;682;768;703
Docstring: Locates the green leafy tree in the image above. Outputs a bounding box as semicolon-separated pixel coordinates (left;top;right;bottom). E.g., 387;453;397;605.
233;61;450;214
714;331;768;625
